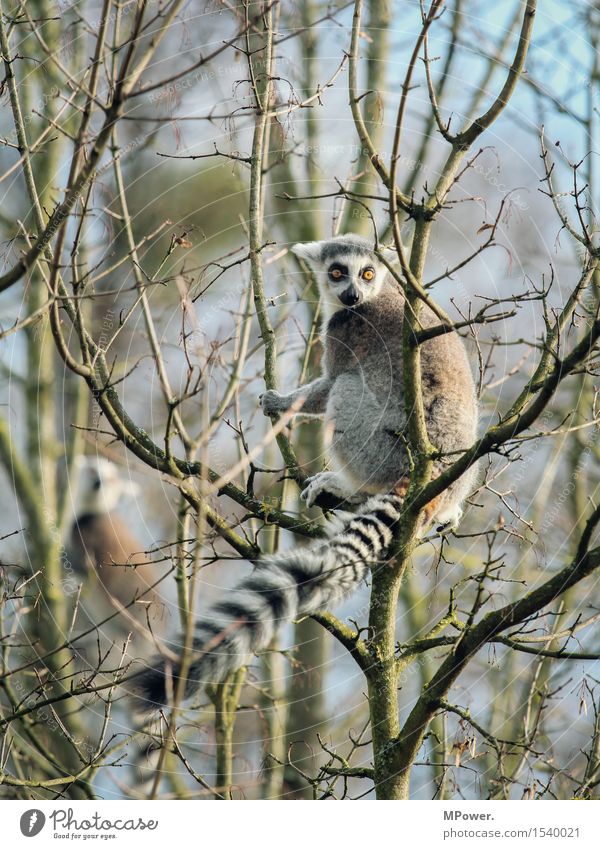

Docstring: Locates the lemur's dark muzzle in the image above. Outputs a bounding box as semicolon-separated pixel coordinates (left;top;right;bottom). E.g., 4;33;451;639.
339;287;361;307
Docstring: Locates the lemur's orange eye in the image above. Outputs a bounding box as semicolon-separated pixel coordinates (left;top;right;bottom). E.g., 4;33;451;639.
329;268;343;280
362;267;375;281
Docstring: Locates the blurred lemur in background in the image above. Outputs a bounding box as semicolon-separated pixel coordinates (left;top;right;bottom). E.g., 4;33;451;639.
135;234;478;707
67;456;162;649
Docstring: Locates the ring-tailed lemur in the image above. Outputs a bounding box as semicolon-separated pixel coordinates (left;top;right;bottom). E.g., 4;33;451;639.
134;235;478;708
67;456;162;640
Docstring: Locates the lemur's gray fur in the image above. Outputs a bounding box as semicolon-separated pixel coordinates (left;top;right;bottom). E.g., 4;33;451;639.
135;235;478;708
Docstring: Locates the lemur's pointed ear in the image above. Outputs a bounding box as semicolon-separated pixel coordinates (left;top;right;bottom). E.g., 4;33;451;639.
290;241;321;263
377;244;399;263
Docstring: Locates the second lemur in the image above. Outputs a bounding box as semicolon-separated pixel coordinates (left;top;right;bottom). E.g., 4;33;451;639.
136;235;478;707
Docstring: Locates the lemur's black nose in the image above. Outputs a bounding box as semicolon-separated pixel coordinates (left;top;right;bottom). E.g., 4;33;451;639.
339;287;360;307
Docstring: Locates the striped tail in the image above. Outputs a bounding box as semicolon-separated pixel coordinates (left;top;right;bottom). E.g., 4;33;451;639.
133;493;403;708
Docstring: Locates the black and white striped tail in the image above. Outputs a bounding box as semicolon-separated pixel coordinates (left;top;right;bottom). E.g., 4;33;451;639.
134;493;403;708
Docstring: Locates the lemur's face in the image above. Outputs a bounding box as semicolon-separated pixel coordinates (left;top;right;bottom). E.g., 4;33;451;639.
72;456;140;516
291;236;391;311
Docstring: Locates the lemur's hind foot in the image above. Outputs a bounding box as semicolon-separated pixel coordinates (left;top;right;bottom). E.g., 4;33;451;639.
300;471;368;508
